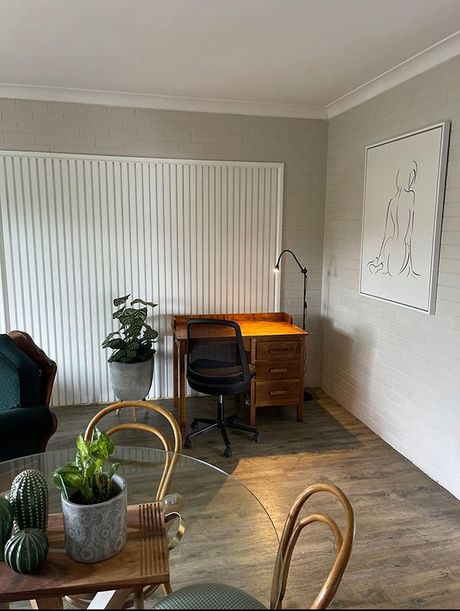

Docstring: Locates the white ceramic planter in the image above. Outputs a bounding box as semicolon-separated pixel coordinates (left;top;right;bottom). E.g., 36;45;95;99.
61;474;127;563
109;358;154;400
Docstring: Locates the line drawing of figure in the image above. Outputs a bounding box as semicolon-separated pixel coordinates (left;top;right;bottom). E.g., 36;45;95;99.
367;160;420;278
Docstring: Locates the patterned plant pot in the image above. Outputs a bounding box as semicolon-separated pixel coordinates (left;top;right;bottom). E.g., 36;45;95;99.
61;474;127;563
109;357;154;400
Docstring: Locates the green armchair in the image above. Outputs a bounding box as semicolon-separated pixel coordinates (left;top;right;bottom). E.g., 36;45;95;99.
0;330;58;461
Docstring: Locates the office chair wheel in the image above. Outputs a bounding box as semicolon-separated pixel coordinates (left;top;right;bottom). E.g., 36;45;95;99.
224;446;232;458
191;420;199;431
184;438;192;449
252;432;260;443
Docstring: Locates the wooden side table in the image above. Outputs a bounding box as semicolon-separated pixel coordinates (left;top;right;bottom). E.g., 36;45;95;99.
0;503;169;610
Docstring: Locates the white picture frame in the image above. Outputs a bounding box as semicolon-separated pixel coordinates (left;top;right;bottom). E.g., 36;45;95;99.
359;121;450;314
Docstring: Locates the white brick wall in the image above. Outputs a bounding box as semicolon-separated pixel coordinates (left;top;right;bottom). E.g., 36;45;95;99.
323;55;460;499
0;99;327;388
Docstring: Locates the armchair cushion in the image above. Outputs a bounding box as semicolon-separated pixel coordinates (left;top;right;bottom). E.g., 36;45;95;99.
0;353;21;411
0;335;41;407
0;405;57;461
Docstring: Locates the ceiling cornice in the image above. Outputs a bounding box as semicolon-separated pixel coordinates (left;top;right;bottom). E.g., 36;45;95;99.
326;30;460;118
0;31;458;121
0;83;327;119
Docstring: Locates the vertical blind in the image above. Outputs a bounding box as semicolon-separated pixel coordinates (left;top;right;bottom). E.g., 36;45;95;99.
0;152;283;406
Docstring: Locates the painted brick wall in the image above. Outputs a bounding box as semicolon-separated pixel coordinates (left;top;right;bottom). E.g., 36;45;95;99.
0;99;327;388
323;55;460;499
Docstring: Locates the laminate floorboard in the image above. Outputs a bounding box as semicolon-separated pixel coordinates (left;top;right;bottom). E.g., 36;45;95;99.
15;389;460;609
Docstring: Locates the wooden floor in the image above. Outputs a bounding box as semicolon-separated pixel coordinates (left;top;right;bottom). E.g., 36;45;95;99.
43;389;460;609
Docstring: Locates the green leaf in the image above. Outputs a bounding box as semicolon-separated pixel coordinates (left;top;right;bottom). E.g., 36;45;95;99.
130;298;157;308
101;331;120;348
76;434;90;460
103;338;127;350
143;326;158;341
113;294;130;307
53;464;84;490
90;429;115;459
112;308;125;320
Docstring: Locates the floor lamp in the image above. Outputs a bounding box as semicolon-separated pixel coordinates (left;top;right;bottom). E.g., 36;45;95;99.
274;249;313;402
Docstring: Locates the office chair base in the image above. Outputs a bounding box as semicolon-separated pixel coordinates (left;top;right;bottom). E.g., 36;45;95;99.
184;403;260;457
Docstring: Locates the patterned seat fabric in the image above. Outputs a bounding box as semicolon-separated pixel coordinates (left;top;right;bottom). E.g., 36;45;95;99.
152;582;267;610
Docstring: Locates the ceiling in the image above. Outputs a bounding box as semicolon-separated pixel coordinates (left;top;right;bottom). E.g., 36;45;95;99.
1;0;460;118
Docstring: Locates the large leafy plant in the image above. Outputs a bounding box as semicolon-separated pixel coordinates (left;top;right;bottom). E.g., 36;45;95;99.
102;294;158;363
52;428;120;505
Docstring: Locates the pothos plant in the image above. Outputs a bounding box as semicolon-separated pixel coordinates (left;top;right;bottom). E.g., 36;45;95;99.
102;294;158;363
52;428;120;504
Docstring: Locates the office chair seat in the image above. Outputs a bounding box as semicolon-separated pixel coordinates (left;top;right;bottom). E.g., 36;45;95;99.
184;319;259;457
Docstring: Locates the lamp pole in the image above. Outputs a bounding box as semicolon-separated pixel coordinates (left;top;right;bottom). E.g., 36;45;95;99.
274;249;312;401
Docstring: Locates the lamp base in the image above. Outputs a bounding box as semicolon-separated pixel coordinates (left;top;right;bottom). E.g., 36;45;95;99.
303;389;313;402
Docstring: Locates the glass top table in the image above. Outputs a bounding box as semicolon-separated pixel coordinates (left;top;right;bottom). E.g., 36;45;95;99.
0;446;279;608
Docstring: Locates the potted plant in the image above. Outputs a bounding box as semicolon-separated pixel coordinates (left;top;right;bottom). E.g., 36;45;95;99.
52;428;127;563
102;294;158;401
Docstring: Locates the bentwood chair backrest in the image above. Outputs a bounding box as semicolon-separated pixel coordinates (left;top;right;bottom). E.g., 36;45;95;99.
84;400;182;501
270;482;355;609
151;481;354;610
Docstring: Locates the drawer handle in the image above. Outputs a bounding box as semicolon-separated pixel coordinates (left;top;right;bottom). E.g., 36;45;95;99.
270;390;288;396
269;347;290;353
270;368;288;373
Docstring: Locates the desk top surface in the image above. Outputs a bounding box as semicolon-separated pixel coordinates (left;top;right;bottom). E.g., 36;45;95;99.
172;312;307;340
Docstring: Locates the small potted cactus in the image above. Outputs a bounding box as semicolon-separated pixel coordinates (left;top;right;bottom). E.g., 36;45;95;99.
52;428;127;563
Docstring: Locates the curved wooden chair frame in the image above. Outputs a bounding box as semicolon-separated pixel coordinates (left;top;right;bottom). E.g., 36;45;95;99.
84;400;182;501
270;482;355;609
67;401;183;609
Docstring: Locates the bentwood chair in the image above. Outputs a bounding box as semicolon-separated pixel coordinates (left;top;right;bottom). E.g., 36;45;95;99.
184;319;259;457
153;482;355;610
68;400;184;609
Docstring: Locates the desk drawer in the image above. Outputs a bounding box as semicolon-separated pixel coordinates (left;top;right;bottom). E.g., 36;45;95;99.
256;361;300;380
256;339;301;361
255;380;300;406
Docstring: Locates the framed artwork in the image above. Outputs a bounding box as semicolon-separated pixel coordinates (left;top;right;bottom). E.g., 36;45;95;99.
359;121;450;314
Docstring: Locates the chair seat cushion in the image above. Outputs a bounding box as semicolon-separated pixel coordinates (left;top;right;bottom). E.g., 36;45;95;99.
190;361;244;379
152;583;267;610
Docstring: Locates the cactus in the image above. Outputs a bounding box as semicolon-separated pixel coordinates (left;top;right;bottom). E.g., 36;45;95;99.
0;497;13;561
9;469;48;533
4;528;48;574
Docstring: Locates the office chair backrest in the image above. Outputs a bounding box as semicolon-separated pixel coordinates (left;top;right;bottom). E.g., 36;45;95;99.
186;319;250;389
84;400;182;501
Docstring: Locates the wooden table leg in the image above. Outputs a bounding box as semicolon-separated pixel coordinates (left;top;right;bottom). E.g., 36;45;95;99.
179;340;186;431
31;597;63;609
173;338;178;410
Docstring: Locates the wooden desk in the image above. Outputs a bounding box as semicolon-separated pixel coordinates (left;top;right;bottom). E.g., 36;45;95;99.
172;312;307;429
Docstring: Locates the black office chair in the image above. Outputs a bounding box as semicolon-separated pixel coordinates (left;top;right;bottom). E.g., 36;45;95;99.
183;319;259;457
